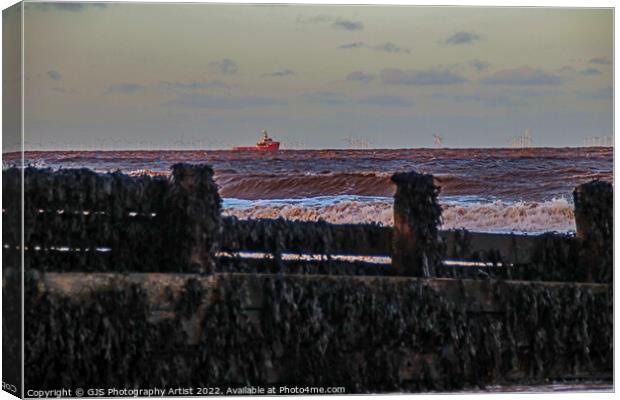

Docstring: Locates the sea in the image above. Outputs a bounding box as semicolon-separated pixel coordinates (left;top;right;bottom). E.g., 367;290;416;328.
10;147;613;234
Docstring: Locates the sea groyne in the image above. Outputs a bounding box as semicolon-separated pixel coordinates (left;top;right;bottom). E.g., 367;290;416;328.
3;164;612;393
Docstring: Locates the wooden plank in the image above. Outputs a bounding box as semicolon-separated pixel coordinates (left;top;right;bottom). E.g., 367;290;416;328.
41;272;608;312
440;230;573;264
220;216;392;256
216;255;390;275
221;217;573;265
37;272;611;386
216;273;608;311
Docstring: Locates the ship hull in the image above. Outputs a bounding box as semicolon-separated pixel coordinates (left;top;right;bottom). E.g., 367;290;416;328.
232;142;280;151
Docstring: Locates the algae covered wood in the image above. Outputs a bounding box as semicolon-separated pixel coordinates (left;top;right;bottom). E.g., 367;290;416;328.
220;216;392;256
29;271;612;392
3;164;221;273
391;172;443;277
11;165;614;393
440;230;557;264
165;164;222;273
221;217;572;267
574;180;613;283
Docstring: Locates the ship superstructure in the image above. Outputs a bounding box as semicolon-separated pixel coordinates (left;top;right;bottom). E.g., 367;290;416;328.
233;130;280;151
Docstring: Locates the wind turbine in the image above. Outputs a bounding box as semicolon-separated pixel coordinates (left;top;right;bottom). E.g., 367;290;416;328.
433;134;443;148
523;129;533;147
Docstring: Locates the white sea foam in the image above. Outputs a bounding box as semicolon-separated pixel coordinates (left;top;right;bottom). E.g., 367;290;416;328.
440;198;575;233
223;196;394;226
222;196;575;234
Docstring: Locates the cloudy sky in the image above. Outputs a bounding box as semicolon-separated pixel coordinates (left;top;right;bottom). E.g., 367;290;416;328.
11;3;615;149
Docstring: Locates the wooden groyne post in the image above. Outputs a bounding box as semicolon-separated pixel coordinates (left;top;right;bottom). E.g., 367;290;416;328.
166;163;222;273
573;180;613;283
391;172;443;276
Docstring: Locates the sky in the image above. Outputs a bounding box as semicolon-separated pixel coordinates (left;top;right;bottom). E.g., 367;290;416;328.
5;3;615;149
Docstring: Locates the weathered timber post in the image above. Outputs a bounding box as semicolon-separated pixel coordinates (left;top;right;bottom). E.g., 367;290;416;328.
391;171;443;277
573;180;612;283
166;164;222;273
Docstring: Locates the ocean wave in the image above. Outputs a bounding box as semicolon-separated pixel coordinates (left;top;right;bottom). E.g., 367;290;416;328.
109;155;612;205
214;170;589;202
216;172;395;199
214;171;517;200
222;197;576;233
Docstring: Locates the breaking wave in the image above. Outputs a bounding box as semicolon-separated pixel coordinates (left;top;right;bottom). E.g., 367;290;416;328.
216;172;394;199
223;197;576;234
440;198;575;233
215;172;512;200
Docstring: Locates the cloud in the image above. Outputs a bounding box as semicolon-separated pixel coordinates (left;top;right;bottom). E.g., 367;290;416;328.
579;67;602;76
332;19;364;31
481;67;562;86
469;59;490;72
338;41;410;53
166;94;285;109
451;93;526;107
160;80;230;91
346;71;374;83
432;91;527;107
208;59;238;75
557;65;603;77
589;57;611;65
373;42;410;53
31;3;107;12
557;65;576;74
297;14;363;31
381;68;467;85
47;70;62;81
105;83;145;95
262;69;295;77
445;31;481;45
358;95;413;107
338;42;366;49
302;91;347;105
576;86;612;100
508;88;564;98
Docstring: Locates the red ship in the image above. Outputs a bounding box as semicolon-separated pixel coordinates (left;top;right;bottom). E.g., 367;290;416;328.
232;130;280;151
